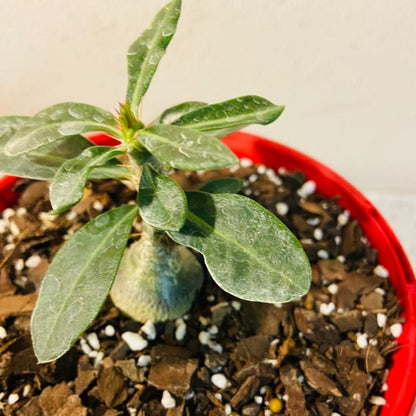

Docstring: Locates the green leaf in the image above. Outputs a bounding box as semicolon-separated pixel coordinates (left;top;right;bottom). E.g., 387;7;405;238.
0;116;95;180
199;177;244;194
5;103;120;156
156;101;207;124
137;124;238;170
31;204;138;363
89;164;131;180
138;165;187;231
172;95;285;136
168;192;311;303
50;146;126;214
127;0;181;113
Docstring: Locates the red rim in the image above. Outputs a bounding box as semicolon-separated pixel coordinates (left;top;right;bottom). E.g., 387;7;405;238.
1;131;415;415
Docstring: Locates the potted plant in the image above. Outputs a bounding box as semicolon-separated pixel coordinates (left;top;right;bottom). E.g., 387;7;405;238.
0;1;415;415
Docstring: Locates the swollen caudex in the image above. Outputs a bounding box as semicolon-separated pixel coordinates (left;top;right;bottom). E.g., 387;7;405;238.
110;225;203;322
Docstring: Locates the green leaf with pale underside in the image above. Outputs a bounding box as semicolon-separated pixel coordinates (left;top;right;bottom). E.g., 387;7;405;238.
138;164;186;231
50;146;126;214
199;177;244;194
156;101;207;124
137;124;238;170
31;204;138;363
127;0;181;114
5;103;120;156
172;95;285;137
0;116;96;180
168;192;311;303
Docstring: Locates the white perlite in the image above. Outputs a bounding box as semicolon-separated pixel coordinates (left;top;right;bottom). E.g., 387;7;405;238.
92;201;104;211
66;210;77;221
211;373;228;389
327;283;339;295
376;313;387;328
137;355;151;367
374;265;389;278
9;221;20;237
104;325;115;337
0;219;7;234
80;338;92;356
336;255;346;263
22;384;31;397
0;326;7;340
337;211;350;226
122;332;148;351
161;390;176;409
8;393;19;405
198;331;210;345
2;208;15;221
231;300;241;311
25;255;41;269
313;228;323;241
369;396;386;406
317;249;329;259
86;332;100;350
175;319;187;342
14;258;24;272
356;333;368;349
297;180;316;198
141;320;157;340
319;302;336;316
390;323;403;338
208;325;219;335
275;202;289;216
224;403;232;415
254;395;263;404
240;158;253;168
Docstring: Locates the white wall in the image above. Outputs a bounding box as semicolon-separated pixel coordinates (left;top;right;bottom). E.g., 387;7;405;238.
1;0;415;192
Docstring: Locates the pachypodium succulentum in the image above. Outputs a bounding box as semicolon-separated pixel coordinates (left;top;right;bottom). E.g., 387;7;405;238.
0;0;311;363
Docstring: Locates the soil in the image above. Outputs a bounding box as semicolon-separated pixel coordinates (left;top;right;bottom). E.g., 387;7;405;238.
0;159;403;416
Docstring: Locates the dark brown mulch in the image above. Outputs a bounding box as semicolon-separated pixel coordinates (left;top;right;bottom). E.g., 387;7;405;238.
0;160;403;416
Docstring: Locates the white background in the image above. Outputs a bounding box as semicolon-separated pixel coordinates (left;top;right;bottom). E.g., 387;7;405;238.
1;0;415;269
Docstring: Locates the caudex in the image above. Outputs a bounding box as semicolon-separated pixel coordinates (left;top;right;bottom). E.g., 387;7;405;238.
0;0;311;363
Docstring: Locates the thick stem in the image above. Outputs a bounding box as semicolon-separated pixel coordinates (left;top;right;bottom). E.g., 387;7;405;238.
110;224;204;322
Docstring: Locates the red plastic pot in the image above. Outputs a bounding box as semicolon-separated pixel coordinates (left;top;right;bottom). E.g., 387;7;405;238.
1;131;415;415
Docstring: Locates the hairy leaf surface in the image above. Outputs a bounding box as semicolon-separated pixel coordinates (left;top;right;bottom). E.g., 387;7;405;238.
31;204;138;363
137;124;238;170
199;177;244;194
138;165;186;230
156;101;207;124
0;116;95;179
168;192;311;303
5;103;120;156
127;0;181;113
50;146;126;214
172;95;284;136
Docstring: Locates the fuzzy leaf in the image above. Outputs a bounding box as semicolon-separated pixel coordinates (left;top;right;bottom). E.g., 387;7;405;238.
50;146;126;214
172;95;285;136
199;177;244;194
156;101;207;124
89;164;131;180
138;165;186;231
31;204;138;363
168;192;311;303
127;0;181;113
5;103;120;156
137;124;238;170
0;116;96;180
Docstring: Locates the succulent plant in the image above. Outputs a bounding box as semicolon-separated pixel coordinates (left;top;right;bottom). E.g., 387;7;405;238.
0;0;311;363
